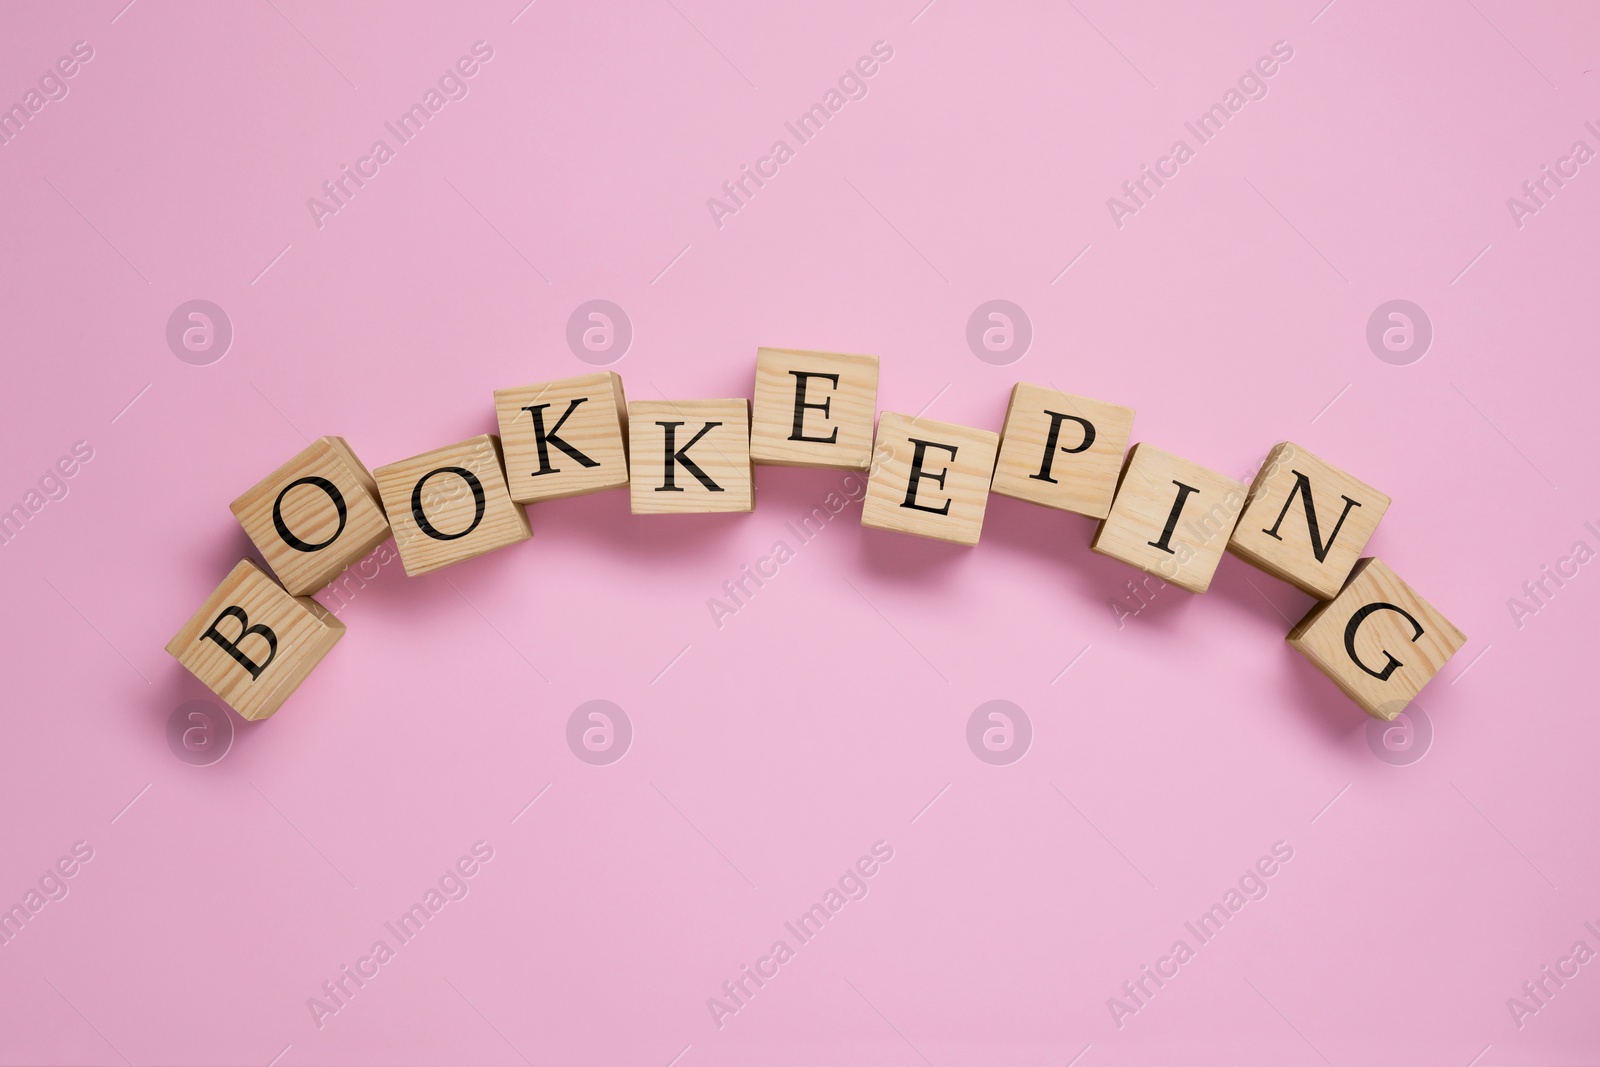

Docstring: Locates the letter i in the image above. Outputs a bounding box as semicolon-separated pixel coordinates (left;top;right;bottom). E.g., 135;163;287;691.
1148;481;1199;553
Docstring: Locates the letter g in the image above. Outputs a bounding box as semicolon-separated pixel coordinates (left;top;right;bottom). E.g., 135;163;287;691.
1343;602;1424;680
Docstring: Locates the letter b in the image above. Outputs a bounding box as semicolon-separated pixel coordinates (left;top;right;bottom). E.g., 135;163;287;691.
200;606;278;680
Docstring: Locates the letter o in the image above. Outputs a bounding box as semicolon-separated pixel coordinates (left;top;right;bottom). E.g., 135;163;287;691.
273;476;347;552
410;466;485;541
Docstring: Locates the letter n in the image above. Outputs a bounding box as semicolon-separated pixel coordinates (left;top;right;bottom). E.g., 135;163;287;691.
1261;469;1360;562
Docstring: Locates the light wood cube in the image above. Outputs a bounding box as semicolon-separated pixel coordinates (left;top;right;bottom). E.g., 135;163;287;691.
990;383;1135;520
494;372;629;504
750;347;879;470
1288;557;1466;719
860;412;1000;546
373;435;531;576
165;559;345;720
229;436;392;596
1229;442;1391;599
1092;444;1246;593
629;400;753;514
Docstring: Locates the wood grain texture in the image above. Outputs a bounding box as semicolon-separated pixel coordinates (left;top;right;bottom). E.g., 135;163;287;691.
1228;441;1390;599
750;347;879;470
165;559;345;720
990;382;1134;519
628;399;753;514
229;436;391;596
1092;443;1247;594
861;412;1000;547
1288;557;1466;719
494;372;630;504
373;434;531;576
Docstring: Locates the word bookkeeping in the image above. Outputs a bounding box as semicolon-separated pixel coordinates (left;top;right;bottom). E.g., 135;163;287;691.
167;348;1465;722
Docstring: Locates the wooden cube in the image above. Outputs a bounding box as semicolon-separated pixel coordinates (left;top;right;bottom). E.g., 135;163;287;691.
229;436;392;596
1288;557;1466;719
750;347;879;470
373;435;531;576
1229;442;1391;599
1092;444;1247;594
990;383;1134;519
629;400;753;514
494;372;629;504
165;560;345;720
860;412;1000;546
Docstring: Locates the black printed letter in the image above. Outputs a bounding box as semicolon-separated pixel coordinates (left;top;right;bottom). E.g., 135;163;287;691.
522;398;600;476
1029;410;1096;484
655;422;724;492
1148;481;1199;554
901;438;959;515
1261;470;1360;563
200;606;278;680
272;476;346;552
788;371;840;443
410;467;485;540
1343;602;1424;680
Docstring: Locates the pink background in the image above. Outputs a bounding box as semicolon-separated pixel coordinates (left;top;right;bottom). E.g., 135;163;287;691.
2;1;1598;1063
